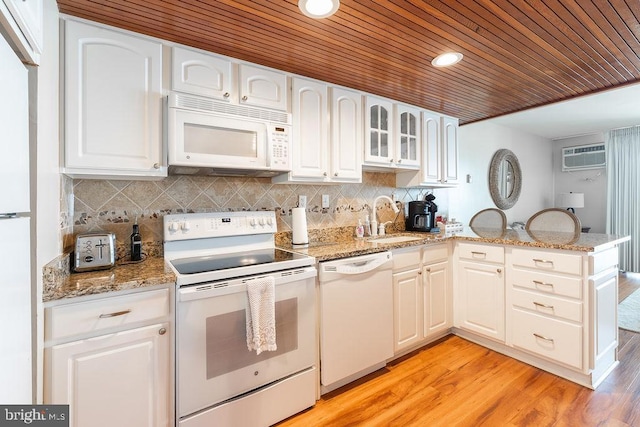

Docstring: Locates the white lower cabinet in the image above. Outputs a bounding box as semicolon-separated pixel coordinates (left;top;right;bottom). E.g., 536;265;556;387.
511;309;582;369
507;246;619;385
393;265;422;352
393;244;451;355
48;323;170;427
423;258;451;338
456;243;505;342
44;287;172;427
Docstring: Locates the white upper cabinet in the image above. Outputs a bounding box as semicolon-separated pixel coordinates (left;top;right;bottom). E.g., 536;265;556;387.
364;97;420;170
289;77;329;180
239;64;288;111
171;46;234;101
364;96;394;167
395;104;421;168
63;20;164;179
172;47;288;112
330;87;362;182
274;79;361;184
1;0;43;64
421;110;442;183
396;112;460;187
441;115;460;185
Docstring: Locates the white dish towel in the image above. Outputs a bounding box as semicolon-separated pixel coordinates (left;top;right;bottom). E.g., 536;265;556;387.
245;276;277;355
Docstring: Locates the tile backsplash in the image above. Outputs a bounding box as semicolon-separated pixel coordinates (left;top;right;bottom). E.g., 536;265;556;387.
60;172;446;258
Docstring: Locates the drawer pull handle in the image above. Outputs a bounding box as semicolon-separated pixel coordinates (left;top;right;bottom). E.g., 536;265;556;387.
533;258;554;267
533;280;554;288
533;301;554;310
99;309;131;319
471;251;486;257
533;333;554;342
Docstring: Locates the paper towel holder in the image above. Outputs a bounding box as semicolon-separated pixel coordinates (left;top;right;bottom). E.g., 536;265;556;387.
292;207;309;247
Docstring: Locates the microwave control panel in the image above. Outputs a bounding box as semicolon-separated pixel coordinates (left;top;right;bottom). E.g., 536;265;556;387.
269;125;290;170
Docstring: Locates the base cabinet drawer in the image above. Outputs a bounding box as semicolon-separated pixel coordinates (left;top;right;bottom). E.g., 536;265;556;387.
511;268;582;299
511;288;582;323
511;248;582;276
46;288;170;341
458;243;504;264
511;308;582;370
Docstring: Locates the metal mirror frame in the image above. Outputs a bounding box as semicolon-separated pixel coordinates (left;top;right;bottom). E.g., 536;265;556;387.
489;149;522;210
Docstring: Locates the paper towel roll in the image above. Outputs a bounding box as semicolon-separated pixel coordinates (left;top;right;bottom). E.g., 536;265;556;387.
292;207;309;246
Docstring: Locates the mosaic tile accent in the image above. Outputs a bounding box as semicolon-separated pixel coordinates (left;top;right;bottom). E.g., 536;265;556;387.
61;172;442;257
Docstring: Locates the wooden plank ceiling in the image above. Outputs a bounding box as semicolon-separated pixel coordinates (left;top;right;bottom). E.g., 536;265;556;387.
56;0;640;125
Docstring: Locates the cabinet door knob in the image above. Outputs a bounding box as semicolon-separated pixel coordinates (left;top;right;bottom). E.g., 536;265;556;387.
334;172;338;177
223;92;230;98
425;268;431;272
153;163;160;169
158;328;167;335
497;268;502;273
323;172;328;176
242;95;248;101
397;159;402;163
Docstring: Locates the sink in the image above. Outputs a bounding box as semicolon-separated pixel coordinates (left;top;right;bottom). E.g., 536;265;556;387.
370;235;424;244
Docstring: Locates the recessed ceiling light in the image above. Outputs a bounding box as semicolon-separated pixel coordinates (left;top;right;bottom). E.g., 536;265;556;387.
431;52;464;67
299;0;340;19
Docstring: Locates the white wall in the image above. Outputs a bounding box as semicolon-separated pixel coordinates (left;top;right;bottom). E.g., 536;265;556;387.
552;133;607;233
34;0;61;402
450;121;554;227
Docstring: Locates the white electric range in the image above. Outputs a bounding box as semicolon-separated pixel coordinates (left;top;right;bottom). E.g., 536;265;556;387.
164;211;317;427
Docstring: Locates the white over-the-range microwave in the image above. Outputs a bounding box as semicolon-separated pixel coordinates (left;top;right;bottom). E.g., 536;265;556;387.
167;93;292;177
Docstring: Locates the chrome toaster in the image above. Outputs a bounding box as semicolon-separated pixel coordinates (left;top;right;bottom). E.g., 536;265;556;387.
74;232;116;272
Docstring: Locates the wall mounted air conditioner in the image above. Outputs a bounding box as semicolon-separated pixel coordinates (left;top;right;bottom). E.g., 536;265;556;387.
562;143;606;171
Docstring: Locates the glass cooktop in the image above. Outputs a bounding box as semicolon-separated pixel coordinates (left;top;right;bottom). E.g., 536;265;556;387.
170;248;305;275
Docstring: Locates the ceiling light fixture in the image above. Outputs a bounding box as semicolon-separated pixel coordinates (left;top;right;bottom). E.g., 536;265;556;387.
431;52;464;67
299;0;340;19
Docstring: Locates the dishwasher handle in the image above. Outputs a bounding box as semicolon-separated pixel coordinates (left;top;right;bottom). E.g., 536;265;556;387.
328;252;392;275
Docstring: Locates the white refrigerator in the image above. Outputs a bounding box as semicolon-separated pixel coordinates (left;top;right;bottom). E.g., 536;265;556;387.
0;29;33;403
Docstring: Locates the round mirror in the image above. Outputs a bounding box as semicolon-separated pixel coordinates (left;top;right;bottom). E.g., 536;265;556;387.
489;149;522;210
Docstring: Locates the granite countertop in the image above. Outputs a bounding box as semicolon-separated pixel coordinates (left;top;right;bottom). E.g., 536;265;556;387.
43;255;176;303
282;232;447;261
43;227;629;302
283;228;631;262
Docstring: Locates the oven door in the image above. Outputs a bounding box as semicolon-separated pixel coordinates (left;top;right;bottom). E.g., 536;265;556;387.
176;267;317;418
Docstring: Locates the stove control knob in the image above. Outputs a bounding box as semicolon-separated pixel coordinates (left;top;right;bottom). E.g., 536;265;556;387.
267;217;274;226
169;222;179;232
259;218;265;226
181;221;191;231
250;218;257;227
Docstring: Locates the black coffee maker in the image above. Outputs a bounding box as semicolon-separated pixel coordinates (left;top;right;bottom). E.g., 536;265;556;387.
406;194;438;232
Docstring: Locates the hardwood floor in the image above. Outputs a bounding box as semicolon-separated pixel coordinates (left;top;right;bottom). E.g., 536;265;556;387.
277;273;640;427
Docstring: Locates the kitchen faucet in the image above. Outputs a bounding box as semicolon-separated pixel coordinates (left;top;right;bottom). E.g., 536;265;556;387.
370;195;400;237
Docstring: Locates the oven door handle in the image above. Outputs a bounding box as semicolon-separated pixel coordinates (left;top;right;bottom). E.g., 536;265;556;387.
178;266;317;302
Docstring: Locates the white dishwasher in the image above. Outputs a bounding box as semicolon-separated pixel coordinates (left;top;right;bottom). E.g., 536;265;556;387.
318;251;394;393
